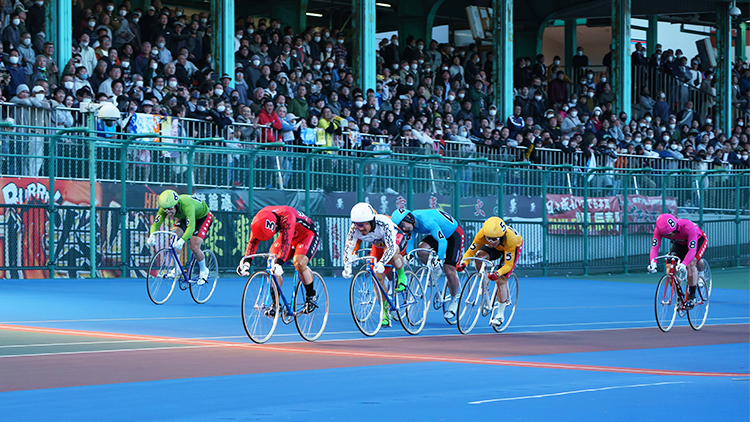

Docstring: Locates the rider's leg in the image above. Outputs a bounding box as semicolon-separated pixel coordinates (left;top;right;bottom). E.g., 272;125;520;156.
474;250;490;272
496;274;509;303
294;254;315;295
687;257;698;287
389;248;407;290
417;241;431;265
189;236;205;262
444;264;459;297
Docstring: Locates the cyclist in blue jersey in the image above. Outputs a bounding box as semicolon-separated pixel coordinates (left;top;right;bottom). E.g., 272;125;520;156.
391;208;465;319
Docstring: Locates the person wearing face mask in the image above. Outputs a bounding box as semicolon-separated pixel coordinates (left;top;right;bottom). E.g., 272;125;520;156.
571;47;589;79
561;106;583;137
27;1;46;40
6;49;27;95
3;13;22;52
698;71;716;122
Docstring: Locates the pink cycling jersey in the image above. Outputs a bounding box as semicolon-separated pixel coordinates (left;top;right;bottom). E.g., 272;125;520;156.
649;218;706;264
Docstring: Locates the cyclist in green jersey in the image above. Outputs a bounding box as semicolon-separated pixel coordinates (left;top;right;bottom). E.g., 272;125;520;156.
147;190;214;284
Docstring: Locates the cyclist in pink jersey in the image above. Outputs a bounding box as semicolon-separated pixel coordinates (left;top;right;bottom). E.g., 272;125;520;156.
648;214;708;308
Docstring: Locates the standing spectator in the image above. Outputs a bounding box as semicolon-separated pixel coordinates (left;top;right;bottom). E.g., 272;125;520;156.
653;91;670;124
3;13;21;51
257;99;283;143
571;46;589;78
332;33;347;62
547;70;569;109
26;0;45;40
7;49;26;96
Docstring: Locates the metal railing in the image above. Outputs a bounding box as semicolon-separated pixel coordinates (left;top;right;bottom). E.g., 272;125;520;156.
1;124;748;279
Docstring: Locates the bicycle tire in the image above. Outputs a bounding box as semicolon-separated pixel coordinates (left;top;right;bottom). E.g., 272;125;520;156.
294;272;329;342
442;281;456;325
457;273;484;334
241;271;279;344
189;250;219;304
493;273;519;333
655;275;677;332
349;270;382;337
415;267;435;311
398;271;428;335
146;247;178;305
688;274;711;331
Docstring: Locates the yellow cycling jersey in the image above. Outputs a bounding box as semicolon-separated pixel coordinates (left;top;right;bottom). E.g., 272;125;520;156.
461;220;523;276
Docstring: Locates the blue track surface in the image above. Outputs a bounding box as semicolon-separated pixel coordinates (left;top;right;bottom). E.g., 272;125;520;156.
1;272;748;421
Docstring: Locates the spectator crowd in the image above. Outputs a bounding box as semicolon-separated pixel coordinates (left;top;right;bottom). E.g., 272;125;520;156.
0;0;749;171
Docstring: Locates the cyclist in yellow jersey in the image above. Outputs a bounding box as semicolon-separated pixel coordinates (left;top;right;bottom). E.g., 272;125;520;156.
457;216;523;327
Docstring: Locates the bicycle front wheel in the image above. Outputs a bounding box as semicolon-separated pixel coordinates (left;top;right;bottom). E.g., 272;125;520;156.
146;247;178;305
415;267;434;310
688;274;711;331
294;272;329;342
241;272;279;344
349;270;382;337
457;273;484;334
189;250;219;304
398;271;428;335
655;275;677;332
493;273;519;333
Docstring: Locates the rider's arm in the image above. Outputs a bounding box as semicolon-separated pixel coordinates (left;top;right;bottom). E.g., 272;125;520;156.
460;230;485;265
178;199;198;242
378;220;399;265
274;213;296;265
343;224;358;266
495;247;519;277
150;208;167;234
425;219;448;260
681;224;702;264
648;227;663;262
244;234;260;257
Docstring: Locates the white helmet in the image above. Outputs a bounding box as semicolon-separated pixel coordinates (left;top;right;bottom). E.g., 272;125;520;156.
350;202;376;223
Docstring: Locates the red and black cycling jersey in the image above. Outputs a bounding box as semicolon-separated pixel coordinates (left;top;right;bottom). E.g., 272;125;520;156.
244;206;318;260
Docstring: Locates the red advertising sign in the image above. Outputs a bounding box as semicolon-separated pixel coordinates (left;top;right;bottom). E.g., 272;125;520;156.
545;194;622;235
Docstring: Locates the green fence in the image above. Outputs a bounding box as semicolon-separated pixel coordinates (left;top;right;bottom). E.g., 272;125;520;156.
1;125;748;278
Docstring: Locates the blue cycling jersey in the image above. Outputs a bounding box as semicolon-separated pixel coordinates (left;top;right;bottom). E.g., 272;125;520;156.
406;209;459;260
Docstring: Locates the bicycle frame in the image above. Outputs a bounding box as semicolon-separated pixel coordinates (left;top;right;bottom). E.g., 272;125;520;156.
461;256;498;309
348;255;403;312
239;253;301;317
151;230;191;285
653;254;689;307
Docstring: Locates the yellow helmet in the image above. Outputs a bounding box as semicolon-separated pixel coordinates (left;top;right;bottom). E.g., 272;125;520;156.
482;217;507;239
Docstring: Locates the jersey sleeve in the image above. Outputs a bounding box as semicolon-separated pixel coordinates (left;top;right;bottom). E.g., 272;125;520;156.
425;219;448;260
681;223;702;264
180;201;197;241
460;229;485;264
150;209;167;234
649;227;663;262
244;234;260;258
275;211;296;264
378;220;399;265
343;224;358;266
496;248;519;276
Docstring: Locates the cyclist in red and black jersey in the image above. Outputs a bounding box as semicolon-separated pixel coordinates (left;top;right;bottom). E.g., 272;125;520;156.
237;206;320;309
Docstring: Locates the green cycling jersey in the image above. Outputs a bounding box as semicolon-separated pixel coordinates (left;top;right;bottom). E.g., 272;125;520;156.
150;194;210;241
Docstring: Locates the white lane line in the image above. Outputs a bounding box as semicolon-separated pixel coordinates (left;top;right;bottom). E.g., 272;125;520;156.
0;345;218;359
469;381;688;404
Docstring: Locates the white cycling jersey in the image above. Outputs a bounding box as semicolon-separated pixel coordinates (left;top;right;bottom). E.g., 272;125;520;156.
344;214;400;266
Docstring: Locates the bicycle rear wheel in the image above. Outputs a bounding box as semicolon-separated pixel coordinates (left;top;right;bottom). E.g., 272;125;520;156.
457;273;484;334
294;272;329;342
688;274;711;331
654;275;677;332
349;270;382;337
241;272;279;344
493;273;519;333
398;271;428;335
189;250;218;304
146;247;178;305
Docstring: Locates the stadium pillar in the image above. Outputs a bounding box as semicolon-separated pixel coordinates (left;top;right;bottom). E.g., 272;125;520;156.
273;0;309;34
352;0;376;94
492;0;513;119
46;1;72;81
211;0;235;86
739;22;747;62
715;2;732;135
564;19;577;69
646;15;658;56
611;0;631;119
